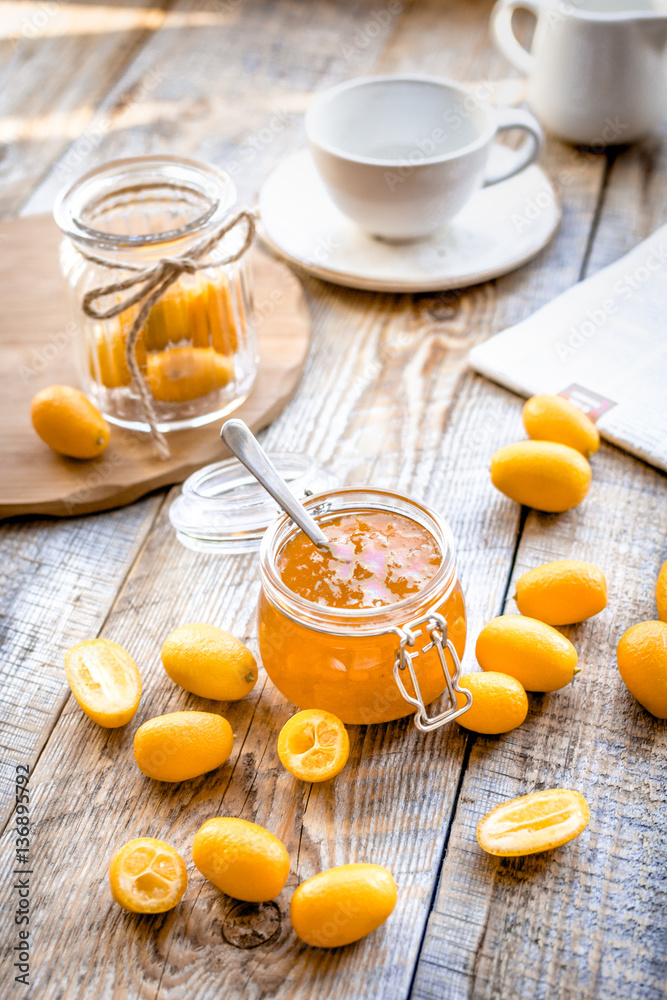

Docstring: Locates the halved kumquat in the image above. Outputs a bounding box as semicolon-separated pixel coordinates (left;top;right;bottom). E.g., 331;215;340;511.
477;788;590;857
277;709;349;782
109;837;187;913
64;638;142;728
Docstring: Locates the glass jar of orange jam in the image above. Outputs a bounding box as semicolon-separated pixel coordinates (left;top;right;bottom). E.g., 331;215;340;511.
258;487;470;729
54;156;257;432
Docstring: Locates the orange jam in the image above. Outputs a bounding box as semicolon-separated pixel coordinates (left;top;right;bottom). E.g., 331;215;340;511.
258;491;466;725
277;511;442;609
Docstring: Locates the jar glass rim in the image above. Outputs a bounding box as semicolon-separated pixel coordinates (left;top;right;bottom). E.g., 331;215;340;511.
53;155;236;251
259;486;458;634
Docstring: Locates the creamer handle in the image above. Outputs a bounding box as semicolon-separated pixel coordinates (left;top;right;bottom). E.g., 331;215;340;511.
490;0;539;75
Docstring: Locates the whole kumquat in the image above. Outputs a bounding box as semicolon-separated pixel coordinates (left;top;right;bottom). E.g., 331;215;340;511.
522;394;600;456
491;440;591;512
617;620;667;718
192;817;290;902
31;384;109;459
476;615;578;692
290;864;397;948
515;559;607;626
455;672;528;734
133;711;234;782
161;623;257;701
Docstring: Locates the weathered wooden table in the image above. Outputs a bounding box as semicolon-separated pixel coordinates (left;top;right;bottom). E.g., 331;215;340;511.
2;2;666;998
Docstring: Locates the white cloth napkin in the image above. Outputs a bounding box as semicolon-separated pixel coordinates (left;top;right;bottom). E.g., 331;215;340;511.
469;224;667;472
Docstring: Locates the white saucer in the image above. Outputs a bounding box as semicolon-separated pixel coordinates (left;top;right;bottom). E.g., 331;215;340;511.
258;148;561;293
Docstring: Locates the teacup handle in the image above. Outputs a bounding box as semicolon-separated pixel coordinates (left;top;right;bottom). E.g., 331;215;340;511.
484;108;544;186
490;0;539;75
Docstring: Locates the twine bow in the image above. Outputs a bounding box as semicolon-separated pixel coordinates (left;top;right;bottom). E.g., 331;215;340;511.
81;209;257;459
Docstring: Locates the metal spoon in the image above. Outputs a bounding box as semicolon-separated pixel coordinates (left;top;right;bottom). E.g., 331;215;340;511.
220;418;330;550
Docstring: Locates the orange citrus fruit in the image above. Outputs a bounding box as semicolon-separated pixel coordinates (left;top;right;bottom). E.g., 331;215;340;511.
192;817;290;902
64;638;141;728
161;623;257;701
145;347;233;402
290;864;397;948
455;672;528;734
206;279;239;355
522;394;600;456
89;317;147;389
31;384;109;459
491;440;591;512
476;615;578;691
277;709;349;782
143;289;190;351
133;711;234;782
515;559;608;625
617;620;667;718
477;788;590;856
109;837;187;913
656;559;667;623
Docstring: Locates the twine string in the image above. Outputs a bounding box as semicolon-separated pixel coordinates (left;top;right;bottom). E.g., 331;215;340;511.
80;209;256;459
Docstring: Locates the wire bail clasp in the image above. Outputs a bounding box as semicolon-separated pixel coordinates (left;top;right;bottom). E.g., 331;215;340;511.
391;612;472;733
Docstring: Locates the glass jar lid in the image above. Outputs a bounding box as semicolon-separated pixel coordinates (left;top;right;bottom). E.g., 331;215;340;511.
169;453;341;554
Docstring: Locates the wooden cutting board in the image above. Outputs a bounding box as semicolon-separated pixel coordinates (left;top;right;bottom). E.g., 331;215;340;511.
0;214;311;517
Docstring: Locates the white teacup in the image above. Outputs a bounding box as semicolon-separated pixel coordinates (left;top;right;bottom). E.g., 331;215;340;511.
305;75;544;240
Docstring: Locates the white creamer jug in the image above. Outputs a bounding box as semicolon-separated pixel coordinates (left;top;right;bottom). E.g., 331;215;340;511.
491;0;667;145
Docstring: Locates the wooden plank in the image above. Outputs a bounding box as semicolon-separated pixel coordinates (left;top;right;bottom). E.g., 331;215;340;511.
0;494;163;827
0;0;609;994
0;2;617;1000
412;446;667;1000
0;0;171;218
412;137;667;999
20;0;404;216
0;0;175;827
585;119;667;272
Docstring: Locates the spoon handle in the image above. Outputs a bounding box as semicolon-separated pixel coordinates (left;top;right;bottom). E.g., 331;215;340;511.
220;419;330;549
